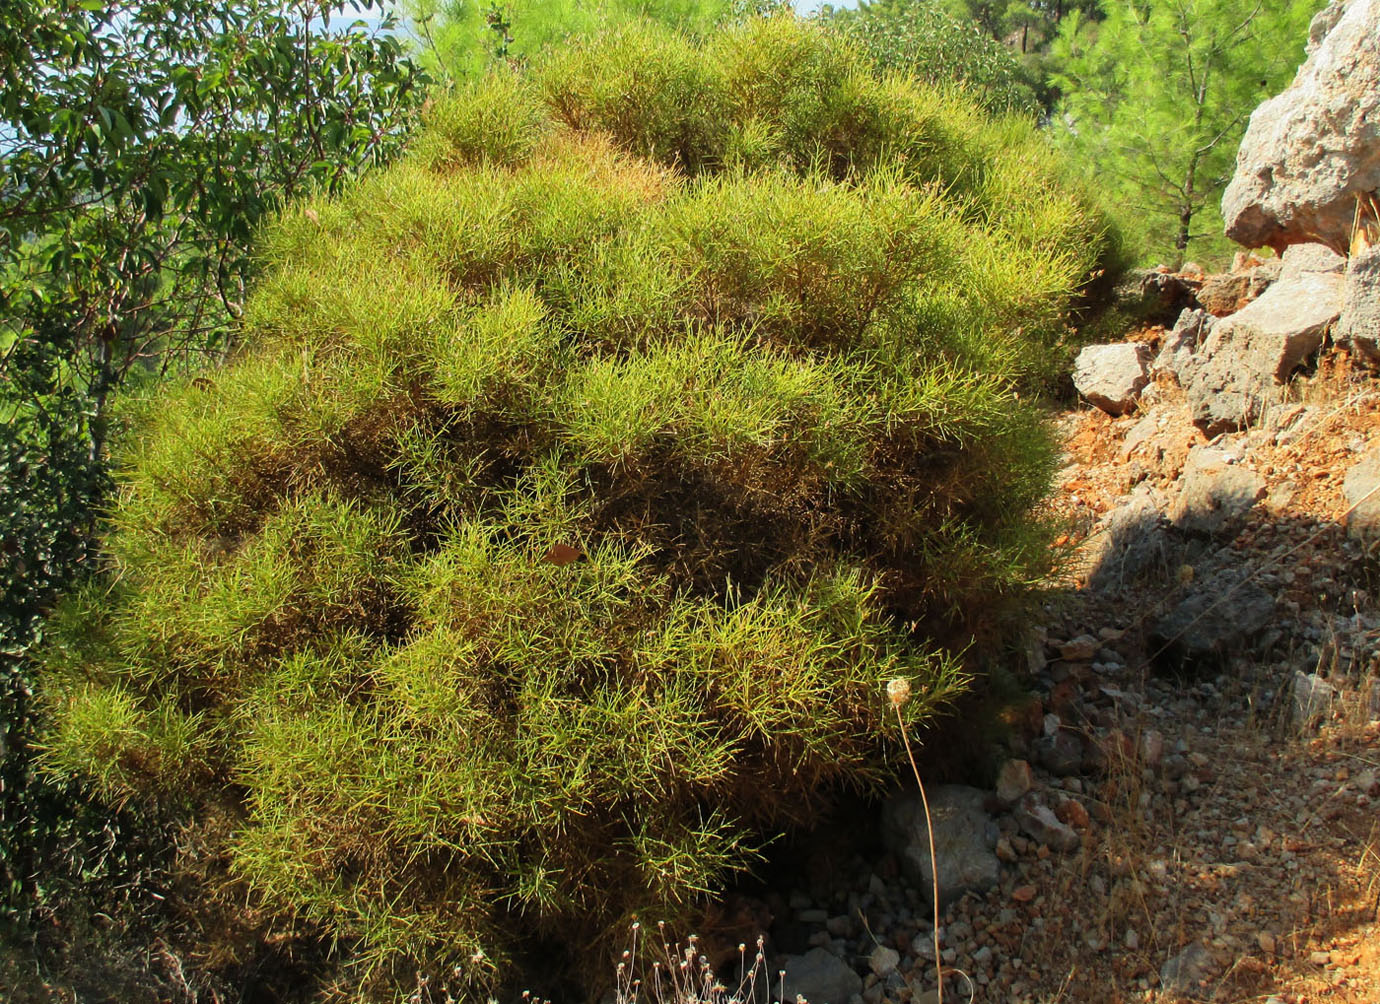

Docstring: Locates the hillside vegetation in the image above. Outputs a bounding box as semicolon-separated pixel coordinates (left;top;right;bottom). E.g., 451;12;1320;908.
36;16;1112;999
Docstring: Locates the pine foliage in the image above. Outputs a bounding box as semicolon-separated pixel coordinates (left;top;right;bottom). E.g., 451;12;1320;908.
38;16;1111;999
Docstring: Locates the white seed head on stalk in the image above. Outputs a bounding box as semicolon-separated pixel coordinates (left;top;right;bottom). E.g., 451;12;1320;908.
887;678;912;708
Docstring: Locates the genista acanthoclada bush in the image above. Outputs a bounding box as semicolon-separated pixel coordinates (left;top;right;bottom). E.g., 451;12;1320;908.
37;14;1113;1000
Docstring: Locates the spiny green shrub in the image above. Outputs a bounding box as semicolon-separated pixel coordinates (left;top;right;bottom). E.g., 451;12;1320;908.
37;15;1112;1000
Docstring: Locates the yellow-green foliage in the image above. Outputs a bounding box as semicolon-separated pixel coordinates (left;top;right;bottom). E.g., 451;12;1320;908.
39;15;1112;1000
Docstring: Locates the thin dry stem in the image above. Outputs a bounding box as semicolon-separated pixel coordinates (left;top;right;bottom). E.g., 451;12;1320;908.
892;700;944;1004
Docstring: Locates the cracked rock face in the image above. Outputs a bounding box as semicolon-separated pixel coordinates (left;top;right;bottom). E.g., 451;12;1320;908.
1221;0;1380;253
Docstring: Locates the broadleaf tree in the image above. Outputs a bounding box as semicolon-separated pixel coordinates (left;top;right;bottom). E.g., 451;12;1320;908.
0;0;427;960
825;0;1042;114
1049;0;1322;266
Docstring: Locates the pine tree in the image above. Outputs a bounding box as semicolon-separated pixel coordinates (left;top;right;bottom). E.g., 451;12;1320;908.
1050;0;1322;266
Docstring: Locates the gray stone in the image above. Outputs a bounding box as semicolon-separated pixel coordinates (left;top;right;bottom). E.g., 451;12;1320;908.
994;759;1034;805
1150;578;1276;668
1013;798;1080;852
1059;634;1099;661
1153;309;1213;381
880;785;1000;908
1335;244;1380;367
1086;484;1176;593
1169;448;1267;536
1294;672;1338;725
1073;343;1152;416
1159;943;1214;997
1222;0;1380;253
1180;273;1342;435
1250;258;1284;291
867;945;900;977
1280;242;1347;280
780;947;862;1004
1033;732;1084;777
1120;411;1162;459
1344;442;1380;540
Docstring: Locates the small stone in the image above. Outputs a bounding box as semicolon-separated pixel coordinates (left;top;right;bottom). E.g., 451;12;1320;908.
1160;944;1214;996
995;836;1018;864
1293;672;1337;725
1138;729;1165;767
1034;732;1084;777
869;945;901;977
826;915;854;938
1015;800;1080;852
1011;885;1037;903
1124;929;1139;951
1257;932;1276;955
995;759;1035;805
1354;770;1379;796
1059;634;1100;661
1310;950;1332;967
1055;796;1090;830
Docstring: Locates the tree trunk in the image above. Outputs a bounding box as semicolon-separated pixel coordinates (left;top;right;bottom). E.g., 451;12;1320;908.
88;325;115;469
1176;206;1192;260
1176;151;1201;267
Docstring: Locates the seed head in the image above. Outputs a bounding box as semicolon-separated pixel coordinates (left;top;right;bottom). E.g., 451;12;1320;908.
887;678;912;707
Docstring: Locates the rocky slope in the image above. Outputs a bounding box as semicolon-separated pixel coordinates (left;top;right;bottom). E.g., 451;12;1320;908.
742;252;1380;1004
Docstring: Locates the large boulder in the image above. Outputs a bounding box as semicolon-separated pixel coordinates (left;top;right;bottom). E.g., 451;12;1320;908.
1221;0;1380;253
1179;272;1342;435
